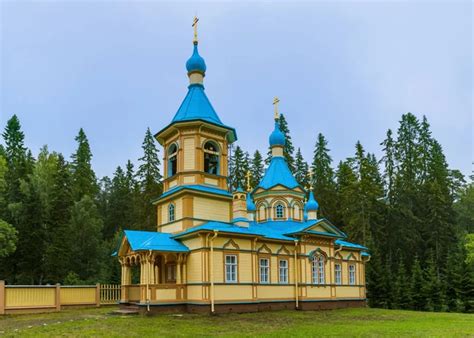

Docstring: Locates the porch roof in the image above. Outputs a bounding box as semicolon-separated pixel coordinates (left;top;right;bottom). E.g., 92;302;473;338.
124;230;190;252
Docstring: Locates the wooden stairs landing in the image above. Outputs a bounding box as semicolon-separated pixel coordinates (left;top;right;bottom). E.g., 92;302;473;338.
111;305;139;315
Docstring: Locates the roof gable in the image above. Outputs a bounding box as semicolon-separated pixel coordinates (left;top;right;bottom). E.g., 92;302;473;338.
257;157;300;190
119;230;190;253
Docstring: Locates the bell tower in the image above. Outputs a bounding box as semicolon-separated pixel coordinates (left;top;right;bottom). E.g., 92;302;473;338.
153;18;237;233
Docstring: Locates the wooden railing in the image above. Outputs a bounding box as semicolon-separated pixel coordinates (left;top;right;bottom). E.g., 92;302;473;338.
0;281;121;315
99;284;121;305
121;284;186;303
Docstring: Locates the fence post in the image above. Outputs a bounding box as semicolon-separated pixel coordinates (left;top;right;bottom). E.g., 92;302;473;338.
0;280;5;315
55;283;61;312
96;283;100;307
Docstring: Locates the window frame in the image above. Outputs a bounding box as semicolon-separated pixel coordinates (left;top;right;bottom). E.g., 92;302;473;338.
167;143;178;178
275;203;285;219
349;264;356;285
165;263;176;283
311;255;325;285
335;263;342;285
259;257;270;284
225;254;238;283
203;141;220;175
279;259;289;284
168;203;175;222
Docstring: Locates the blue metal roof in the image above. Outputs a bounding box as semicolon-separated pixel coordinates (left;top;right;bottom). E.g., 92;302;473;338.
124;230;189;252
169;84;237;142
246;193;256;211
335;239;368;250
257;157;300;190
156;185;232;201
172;219;342;242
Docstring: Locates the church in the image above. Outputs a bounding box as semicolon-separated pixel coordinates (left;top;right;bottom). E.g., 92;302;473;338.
116;19;370;314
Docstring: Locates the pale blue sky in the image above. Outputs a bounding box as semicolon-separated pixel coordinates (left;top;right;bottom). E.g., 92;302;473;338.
1;1;472;179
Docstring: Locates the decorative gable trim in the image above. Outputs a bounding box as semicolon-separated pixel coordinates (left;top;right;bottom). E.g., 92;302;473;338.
223;239;240;250
257;243;272;254
276;245;291;255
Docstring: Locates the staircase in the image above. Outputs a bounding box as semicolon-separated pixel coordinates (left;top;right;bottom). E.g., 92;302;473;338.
111;304;140;315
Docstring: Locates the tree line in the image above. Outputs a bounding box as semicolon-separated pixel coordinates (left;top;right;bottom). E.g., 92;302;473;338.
229;114;474;313
0;113;473;312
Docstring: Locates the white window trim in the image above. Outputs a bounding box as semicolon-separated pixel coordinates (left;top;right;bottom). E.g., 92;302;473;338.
335;263;342;285
349;264;356;285
279;259;288;284
311;255;325;285
225;255;238;283
259;258;270;284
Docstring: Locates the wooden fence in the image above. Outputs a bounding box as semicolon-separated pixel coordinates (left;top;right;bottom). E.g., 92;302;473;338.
0;280;121;315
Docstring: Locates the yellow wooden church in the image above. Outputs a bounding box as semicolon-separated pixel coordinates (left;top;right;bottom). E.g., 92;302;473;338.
116;19;370;314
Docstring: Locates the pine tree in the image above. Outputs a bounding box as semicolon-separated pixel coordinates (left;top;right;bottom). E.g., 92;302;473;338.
366;248;386;308
250;150;264;188
68;195;104;282
409;258;427;311
71;128;98;201
294;148;309;188
229;146;247;190
136;128;162;230
380;128;395;200
392;260;411;309
44;154;74;283
423;254;445;311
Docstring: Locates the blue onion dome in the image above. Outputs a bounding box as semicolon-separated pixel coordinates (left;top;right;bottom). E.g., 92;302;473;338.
246;193;256;212
305;191;319;211
269;120;285;147
186;43;207;74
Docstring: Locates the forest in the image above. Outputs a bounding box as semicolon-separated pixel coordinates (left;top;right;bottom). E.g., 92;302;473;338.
0;113;473;313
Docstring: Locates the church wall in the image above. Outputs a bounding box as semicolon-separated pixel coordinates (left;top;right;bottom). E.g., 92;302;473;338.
183;137;195;170
193;197;230;222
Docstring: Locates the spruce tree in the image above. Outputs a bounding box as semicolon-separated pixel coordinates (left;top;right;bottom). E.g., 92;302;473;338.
423;254;445;311
250;150;264;188
392;260;411;309
229;146;246;190
294;148;309;188
409;258;427;311
136;128;162;230
71;128;98;201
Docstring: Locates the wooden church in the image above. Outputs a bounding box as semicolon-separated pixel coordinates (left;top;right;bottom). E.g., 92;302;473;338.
115;18;370;314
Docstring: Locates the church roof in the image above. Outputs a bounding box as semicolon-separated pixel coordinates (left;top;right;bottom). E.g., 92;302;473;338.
153;184;232;202
257;157;300;190
123;230;189;252
335;239;368;250
173;219;348;242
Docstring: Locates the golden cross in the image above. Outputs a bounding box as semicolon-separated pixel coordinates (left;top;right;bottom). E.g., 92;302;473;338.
192;16;199;43
273;97;280;120
246;170;252;192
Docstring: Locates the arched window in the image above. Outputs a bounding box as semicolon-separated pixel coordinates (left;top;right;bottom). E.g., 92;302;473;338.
311;255;325;284
168;144;178;177
168;203;175;222
203;141;219;175
275;203;285;219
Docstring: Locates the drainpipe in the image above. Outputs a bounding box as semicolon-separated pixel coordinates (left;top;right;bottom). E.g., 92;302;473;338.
147;250;152;312
294;240;299;309
209;230;219;313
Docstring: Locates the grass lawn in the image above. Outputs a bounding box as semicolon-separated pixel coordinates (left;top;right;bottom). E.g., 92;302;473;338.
0;307;472;337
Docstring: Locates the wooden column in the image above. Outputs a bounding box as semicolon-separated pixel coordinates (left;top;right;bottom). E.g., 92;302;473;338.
176;255;182;285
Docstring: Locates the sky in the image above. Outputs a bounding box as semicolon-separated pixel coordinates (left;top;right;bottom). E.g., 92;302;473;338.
1;1;472;179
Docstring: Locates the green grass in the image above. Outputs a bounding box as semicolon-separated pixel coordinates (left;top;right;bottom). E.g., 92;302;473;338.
0;307;473;337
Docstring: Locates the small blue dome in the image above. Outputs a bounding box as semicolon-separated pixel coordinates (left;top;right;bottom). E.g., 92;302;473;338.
269;120;285;147
305;191;319;211
246;193;256;212
186;43;206;73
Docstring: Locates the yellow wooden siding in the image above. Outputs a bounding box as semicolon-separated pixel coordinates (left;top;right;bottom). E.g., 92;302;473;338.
335;286;360;298
169;178;178;188
5;287;55;308
186;285;202;301
128;286;140;301
185;252;202;283
193;197;230;222
183;176;195;184
238;252;253;282
214;285;252;300
183;138;195;170
306;286;331;298
155;289;176;301
160;221;183;234
204;177;218;186
257;285;294;299
60;287;96;305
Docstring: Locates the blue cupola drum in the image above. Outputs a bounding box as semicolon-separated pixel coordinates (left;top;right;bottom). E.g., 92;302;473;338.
305;191;319;211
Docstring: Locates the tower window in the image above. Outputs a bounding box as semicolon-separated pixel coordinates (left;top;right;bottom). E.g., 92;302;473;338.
203;141;219;175
275;203;285;219
168;143;178;177
168;203;175;222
